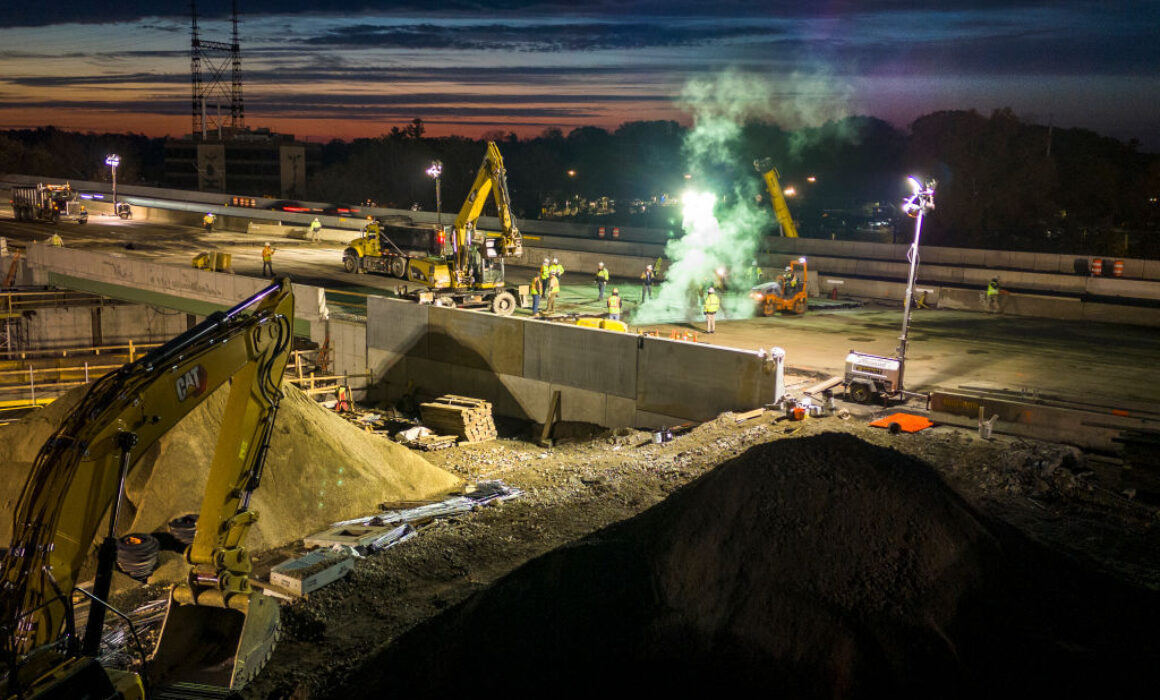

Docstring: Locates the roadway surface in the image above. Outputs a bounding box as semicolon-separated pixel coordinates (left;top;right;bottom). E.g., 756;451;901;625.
4;212;1158;409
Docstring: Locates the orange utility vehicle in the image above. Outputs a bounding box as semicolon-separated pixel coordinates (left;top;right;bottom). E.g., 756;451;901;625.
750;258;808;316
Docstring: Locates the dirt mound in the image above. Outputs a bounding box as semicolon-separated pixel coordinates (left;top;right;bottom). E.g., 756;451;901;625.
1;383;461;553
342;433;1160;699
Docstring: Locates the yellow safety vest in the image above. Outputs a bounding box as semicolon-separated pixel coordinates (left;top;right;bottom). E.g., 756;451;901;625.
703;293;720;314
262;246;273;261
596;268;609;281
607;295;622;314
987;281;1000;297
550;263;564;277
548;276;560;293
540;265;550;280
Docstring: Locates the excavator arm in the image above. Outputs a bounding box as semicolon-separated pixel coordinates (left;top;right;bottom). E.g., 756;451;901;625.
1;279;294;695
450;141;523;273
754;158;799;238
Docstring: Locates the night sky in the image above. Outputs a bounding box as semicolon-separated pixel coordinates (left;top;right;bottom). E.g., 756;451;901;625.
1;1;1157;148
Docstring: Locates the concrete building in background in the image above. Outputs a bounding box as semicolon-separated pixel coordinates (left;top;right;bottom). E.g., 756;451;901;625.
163;127;320;198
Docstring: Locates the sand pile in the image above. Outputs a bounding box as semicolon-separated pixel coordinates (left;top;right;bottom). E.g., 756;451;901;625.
1;383;461;552
344;433;1160;699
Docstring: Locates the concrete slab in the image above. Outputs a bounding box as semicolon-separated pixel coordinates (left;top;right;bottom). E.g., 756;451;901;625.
523;321;637;399
494;373;551;421
428;306;523;376
636;338;766;421
367;296;429;357
367;348;407;403
633;409;688;429
605;394;637;427
549;383;608;425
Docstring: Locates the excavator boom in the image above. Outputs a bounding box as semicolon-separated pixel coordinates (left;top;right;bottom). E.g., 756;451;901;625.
1;279;294;696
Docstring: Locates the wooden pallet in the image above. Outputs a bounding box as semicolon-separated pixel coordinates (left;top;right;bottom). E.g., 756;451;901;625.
420;395;497;443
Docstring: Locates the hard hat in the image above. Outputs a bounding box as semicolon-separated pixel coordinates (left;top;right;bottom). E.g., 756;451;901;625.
785;266;792;271
367;215;373;220
553;257;559;263
264;242;270;246
612;288;619;294
707;287;715;293
543;257;550;264
597;261;604;266
646;264;653;269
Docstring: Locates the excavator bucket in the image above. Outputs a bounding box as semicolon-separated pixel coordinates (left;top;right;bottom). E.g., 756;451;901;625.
148;591;280;691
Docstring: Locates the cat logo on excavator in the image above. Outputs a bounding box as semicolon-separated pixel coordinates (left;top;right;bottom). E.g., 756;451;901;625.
176;365;208;401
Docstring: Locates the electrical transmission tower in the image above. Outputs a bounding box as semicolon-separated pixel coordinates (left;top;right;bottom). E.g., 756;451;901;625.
190;0;245;140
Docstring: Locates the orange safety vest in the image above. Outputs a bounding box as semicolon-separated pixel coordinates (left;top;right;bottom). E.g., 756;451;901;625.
262;246;273;262
607;295;622;314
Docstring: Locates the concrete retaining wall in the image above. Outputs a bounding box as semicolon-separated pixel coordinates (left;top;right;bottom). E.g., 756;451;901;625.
366;295;778;427
26;304;189;350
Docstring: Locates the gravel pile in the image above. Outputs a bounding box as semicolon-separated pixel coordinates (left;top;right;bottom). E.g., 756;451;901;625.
340;432;1160;698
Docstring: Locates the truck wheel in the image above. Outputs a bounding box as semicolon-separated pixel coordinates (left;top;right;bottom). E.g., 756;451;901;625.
491;291;516;316
762;298;775;317
793;296;807;314
389;256;406;278
848;382;873;404
343;251;360;273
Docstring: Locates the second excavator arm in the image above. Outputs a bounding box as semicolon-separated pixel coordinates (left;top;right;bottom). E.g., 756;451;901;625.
450;141;523;273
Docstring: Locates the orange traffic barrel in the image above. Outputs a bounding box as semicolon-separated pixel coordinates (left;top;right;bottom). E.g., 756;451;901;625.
612;227;620;239
1112;260;1124;277
597;226;605;238
1091;258;1103;276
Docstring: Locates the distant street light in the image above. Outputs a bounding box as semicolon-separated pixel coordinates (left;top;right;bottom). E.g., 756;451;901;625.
105;154;121;206
566;169;576;178
783;186;797;197
426;160;443;228
806;175;817;183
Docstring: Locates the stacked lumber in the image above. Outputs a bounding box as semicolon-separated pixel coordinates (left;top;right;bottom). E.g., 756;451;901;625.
420;395;497;443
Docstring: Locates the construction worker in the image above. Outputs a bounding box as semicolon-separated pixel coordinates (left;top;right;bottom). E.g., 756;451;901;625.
779;265;798;297
48;233;64;247
529;274;543;316
203;212;215;233
545;272;560;315
549;257;564;280
309;217;322;243
261;242;275;277
986;277;1002;313
539;257;551;285
365;217;380;237
606;287;622;321
595;261;609;300
640;264;655;301
703;286;720;333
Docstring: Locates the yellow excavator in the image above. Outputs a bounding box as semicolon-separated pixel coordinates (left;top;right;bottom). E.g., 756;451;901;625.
342;141;524;314
1;279;294;698
754;158;799;238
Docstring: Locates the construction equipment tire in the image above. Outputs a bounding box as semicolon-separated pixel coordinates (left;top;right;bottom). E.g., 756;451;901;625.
793;296;807;314
389;256;407;278
343;251;359;273
491;291;516;316
762;298;775;317
848;382;873;404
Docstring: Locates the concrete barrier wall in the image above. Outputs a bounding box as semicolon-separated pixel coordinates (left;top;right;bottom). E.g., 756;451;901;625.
366;295;777;427
24;247;329;337
26;305;189;350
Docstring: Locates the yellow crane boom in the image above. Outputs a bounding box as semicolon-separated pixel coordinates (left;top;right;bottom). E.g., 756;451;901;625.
754;158;799;238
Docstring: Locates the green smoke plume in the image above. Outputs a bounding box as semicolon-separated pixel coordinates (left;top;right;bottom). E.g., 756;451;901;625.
632;68;852;325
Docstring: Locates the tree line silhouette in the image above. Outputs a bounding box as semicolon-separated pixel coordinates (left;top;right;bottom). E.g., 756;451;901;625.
2;109;1157;257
